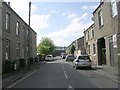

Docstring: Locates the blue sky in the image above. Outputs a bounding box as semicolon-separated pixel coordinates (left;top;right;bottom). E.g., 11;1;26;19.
4;0;100;47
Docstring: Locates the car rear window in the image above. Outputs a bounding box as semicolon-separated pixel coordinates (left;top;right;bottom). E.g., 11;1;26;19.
68;55;73;57
78;56;89;60
47;56;52;57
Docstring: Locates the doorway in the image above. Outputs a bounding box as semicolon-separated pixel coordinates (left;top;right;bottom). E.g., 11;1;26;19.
97;38;106;65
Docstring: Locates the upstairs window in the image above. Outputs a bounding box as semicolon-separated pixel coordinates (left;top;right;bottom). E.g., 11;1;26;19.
111;0;117;17
92;29;94;38
88;31;90;40
98;10;104;27
5;13;10;32
16;22;20;36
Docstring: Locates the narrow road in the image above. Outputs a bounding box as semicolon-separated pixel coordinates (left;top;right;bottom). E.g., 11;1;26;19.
9;57;118;89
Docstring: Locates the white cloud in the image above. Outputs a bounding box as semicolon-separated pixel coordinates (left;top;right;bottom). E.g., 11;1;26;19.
4;0;51;32
62;12;67;16
81;5;98;10
40;13;93;46
31;14;51;31
4;0;94;46
67;13;77;19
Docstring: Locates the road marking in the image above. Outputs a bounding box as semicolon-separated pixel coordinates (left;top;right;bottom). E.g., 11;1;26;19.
63;66;64;70
68;85;74;90
8;70;37;88
64;71;68;79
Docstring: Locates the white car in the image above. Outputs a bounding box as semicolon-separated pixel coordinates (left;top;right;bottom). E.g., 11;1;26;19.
45;55;53;61
73;55;92;69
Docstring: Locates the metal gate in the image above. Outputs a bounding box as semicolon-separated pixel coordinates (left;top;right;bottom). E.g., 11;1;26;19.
109;38;115;66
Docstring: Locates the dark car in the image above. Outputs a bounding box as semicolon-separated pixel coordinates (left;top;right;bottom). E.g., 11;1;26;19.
65;54;74;62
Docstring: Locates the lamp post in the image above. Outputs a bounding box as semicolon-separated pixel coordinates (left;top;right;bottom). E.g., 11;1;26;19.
28;2;31;70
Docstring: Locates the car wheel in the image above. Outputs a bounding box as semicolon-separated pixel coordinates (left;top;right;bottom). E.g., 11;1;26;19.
73;65;75;68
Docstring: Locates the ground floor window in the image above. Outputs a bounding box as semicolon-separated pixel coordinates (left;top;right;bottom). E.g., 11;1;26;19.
5;39;10;59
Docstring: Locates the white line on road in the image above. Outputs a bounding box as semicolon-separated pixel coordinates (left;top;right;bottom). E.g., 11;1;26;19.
68;85;74;90
63;66;64;70
8;70;37;88
64;71;68;79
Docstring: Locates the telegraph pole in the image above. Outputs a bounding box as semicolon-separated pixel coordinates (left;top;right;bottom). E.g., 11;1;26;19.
28;2;31;70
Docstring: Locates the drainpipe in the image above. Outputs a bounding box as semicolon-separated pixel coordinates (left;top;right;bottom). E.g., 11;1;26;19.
28;2;31;70
0;0;3;89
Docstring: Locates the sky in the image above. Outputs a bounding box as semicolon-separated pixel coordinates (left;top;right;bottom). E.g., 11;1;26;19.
4;0;100;47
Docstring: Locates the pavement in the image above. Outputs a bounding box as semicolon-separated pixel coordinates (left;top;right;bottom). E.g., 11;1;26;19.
92;65;120;84
2;61;46;89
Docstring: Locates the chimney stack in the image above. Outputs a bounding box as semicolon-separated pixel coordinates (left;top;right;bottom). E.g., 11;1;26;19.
8;2;10;6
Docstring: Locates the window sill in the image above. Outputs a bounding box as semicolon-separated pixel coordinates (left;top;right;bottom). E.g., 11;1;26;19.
99;25;104;29
93;54;96;56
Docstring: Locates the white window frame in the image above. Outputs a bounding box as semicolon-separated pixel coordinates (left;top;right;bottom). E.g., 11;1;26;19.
5;13;10;31
98;10;104;27
5;39;10;59
92;29;94;38
16;22;20;36
111;0;118;17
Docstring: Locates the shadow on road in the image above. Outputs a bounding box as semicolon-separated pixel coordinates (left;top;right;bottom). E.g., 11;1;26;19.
76;67;97;71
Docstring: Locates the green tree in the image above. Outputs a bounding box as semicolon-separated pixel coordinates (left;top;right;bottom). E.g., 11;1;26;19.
37;37;55;55
70;45;75;56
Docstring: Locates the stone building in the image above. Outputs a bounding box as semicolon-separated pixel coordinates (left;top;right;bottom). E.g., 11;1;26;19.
2;2;37;70
74;36;85;56
84;24;97;65
0;1;3;87
93;0;118;66
66;36;85;57
117;1;120;66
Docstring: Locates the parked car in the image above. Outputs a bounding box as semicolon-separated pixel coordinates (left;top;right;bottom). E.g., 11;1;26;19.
61;54;67;59
45;55;54;61
65;54;74;62
72;55;91;69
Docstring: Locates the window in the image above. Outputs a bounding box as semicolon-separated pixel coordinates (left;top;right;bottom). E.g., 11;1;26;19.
5;39;10;59
22;26;25;39
85;33;88;41
34;35;36;45
78;56;90;60
92;29;94;38
111;0;117;17
88;31;89;40
27;29;28;36
22;45;25;58
98;10;103;27
88;45;90;55
5;13;10;31
16;43;20;59
93;44;96;54
16;22;20;36
26;46;28;57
